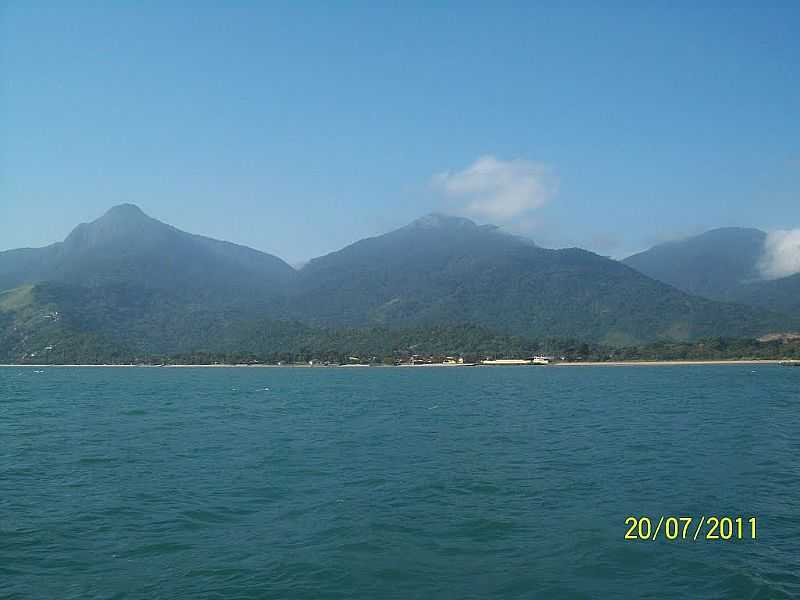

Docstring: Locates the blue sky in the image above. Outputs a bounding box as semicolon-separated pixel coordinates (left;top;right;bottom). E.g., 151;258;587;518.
2;1;798;263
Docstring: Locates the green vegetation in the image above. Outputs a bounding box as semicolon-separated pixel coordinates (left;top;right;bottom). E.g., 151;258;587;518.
0;285;35;311
3;293;798;367
2;206;799;365
606;337;800;362
161;336;800;366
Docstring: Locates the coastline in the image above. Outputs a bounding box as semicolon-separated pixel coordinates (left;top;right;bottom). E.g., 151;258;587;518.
0;359;792;368
553;359;788;366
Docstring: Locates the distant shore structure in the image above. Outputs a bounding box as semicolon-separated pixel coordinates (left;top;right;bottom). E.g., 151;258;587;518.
481;356;552;366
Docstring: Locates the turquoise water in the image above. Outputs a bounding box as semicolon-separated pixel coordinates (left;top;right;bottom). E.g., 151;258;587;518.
1;365;798;599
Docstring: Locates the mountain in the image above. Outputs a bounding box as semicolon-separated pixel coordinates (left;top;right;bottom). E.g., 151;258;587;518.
0;204;296;298
623;228;767;302
1;207;796;362
623;228;800;314
293;215;788;345
0;204;300;359
731;273;800;314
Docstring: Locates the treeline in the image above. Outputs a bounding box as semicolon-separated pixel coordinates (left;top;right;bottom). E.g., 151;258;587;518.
11;323;563;364
5;279;799;365
606;337;800;362
9;325;800;365
160;337;800;365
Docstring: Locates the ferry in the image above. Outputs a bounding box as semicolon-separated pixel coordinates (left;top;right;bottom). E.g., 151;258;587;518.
480;356;552;366
481;359;533;365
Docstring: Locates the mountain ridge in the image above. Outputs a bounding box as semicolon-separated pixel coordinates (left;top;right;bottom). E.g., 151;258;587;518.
293;213;790;343
1;205;797;361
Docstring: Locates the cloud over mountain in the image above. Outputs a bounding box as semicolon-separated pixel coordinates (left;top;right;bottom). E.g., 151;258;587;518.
759;229;800;279
433;156;557;224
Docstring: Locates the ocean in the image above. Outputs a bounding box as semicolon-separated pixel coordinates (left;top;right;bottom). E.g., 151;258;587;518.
1;365;798;599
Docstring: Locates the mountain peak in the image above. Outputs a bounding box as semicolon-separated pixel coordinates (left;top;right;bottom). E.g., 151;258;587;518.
100;203;149;222
64;204;165;250
409;213;479;230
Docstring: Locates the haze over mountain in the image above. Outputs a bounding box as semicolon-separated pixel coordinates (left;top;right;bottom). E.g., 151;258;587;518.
624;228;800;314
0;205;796;362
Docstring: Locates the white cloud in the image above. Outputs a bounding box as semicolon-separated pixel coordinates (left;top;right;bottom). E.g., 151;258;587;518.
433;156;557;223
759;229;800;279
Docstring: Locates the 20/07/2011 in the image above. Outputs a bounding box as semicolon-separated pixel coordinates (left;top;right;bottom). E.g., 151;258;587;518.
624;516;757;541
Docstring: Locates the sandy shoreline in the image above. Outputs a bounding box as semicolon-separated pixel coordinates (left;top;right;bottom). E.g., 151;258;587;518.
553;359;789;366
0;359;793;368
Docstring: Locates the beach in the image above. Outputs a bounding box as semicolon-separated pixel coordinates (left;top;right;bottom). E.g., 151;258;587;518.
1;359;792;368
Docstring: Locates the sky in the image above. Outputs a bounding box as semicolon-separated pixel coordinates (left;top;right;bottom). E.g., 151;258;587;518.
1;1;799;264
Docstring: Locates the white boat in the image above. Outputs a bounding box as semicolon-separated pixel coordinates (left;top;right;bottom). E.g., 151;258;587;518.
481;359;532;365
